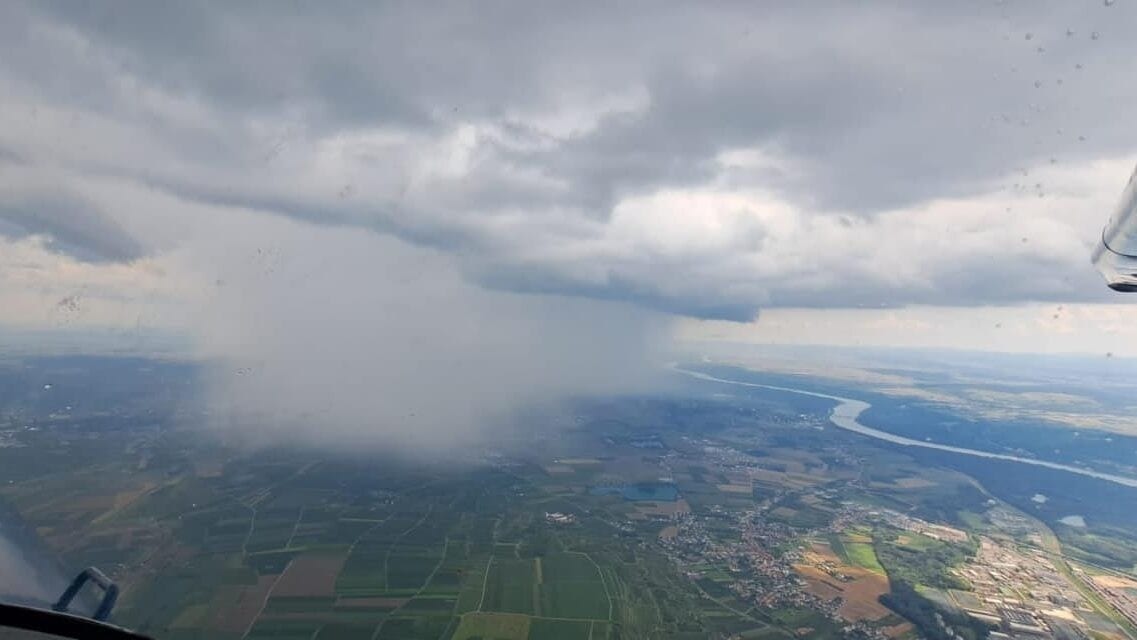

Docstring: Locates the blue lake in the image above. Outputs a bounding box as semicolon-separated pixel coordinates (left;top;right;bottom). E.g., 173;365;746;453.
589;483;679;502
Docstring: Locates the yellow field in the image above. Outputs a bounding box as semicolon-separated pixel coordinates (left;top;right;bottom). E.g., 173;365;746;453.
745;467;828;489
794;543;895;623
452;613;531;640
893;477;938;489
633;499;690;519
1093;574;1137;589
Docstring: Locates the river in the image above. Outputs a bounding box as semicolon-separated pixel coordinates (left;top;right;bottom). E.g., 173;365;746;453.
676;367;1137;489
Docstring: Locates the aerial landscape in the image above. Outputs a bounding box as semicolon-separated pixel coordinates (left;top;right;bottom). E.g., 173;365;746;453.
3;349;1137;640
4;1;1137;640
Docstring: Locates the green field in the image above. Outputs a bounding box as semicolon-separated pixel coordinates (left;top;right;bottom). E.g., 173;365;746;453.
826;533;848;561
540;553;603;582
313;623;380;640
527;618;593;640
482;558;536;615
387;553;442;590
336;547;388;595
845;542;886;574
376;616;455;640
538;581;610;619
403;596;458;613
896;532;940;551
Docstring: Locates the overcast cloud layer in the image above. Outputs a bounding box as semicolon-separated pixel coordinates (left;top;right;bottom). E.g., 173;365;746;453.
1;2;1136;448
3;1;1137;318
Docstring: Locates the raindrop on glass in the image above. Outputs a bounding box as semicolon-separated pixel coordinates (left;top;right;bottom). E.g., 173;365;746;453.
1025;32;1034;40
1066;28;1076;36
1105;0;1115;6
1034;80;1042;88
1091;31;1100;40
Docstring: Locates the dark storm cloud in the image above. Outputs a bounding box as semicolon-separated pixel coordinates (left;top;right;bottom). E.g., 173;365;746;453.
0;191;145;263
475;263;763;322
2;0;1134;316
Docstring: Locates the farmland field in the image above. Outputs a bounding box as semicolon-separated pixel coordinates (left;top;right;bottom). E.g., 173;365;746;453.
482;558;536;615
844;542;886;575
527;618;593;640
452;612;531;640
538;582;610;619
273;552;348;597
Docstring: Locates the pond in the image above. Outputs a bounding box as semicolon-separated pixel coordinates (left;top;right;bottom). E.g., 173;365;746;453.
589;482;679;502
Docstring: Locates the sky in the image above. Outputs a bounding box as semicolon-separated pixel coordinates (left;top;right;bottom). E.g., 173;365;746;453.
1;2;1137;446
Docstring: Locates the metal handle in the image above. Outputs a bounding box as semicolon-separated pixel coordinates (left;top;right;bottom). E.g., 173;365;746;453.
52;567;119;622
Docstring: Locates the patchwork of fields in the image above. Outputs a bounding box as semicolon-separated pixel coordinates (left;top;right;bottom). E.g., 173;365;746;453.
80;461;640;640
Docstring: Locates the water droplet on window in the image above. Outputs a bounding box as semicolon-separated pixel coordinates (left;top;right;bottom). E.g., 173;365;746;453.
1056;78;1063;85
1034;80;1043;88
1075;63;1083;70
43;384;52;390
1105;0;1115;6
1049;157;1057;164
1078;135;1086;141
1025;32;1033;40
1106;351;1114;358
1066;28;1076;36
1091;31;1100;40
